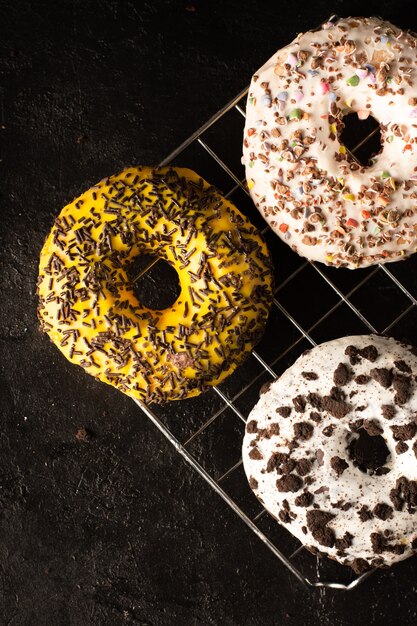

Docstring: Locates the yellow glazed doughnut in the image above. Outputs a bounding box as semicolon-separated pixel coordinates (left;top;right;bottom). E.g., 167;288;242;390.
37;167;273;403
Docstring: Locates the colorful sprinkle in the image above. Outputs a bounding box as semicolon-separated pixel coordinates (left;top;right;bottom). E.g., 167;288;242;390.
247;128;256;136
294;90;304;102
320;82;330;95
329;123;337;135
247;179;255;190
355;68;369;80
381;171;391;179
404;144;412;150
287;53;298;68
361;210;371;219
346;218;358;227
343;194;356;201
339;145;347;155
261;94;272;107
346;75;360;87
248;161;255;168
307;69;319;77
410;108;417;118
326;254;334;262
279;223;289;233
288;108;302;120
277;91;288;101
329;92;337;102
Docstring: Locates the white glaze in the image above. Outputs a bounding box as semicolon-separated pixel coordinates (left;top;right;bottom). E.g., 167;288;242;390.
243;17;417;268
242;335;417;570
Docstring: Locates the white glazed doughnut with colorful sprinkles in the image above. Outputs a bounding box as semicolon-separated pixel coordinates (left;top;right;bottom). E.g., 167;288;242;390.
243;16;417;269
242;335;417;574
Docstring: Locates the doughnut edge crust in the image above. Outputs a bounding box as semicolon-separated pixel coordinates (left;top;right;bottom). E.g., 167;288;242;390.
243;335;417;573
243;16;417;269
37;166;274;404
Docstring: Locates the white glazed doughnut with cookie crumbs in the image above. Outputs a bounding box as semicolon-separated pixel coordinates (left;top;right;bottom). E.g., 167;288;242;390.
243;16;417;269
243;335;417;573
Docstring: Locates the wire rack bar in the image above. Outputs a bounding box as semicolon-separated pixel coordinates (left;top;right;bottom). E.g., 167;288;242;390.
131;81;417;590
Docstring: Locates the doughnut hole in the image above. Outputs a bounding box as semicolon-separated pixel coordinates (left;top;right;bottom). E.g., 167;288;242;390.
130;254;181;310
348;428;390;473
339;113;381;166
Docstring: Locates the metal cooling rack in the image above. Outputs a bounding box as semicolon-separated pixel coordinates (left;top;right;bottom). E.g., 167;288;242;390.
133;87;417;590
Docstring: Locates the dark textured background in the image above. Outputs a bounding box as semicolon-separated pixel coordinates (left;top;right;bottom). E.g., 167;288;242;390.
2;1;417;624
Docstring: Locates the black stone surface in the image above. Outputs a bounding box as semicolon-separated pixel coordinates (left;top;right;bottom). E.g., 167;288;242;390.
2;1;417;624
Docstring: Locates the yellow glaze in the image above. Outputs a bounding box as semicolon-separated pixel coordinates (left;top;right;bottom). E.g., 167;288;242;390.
37;167;273;403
